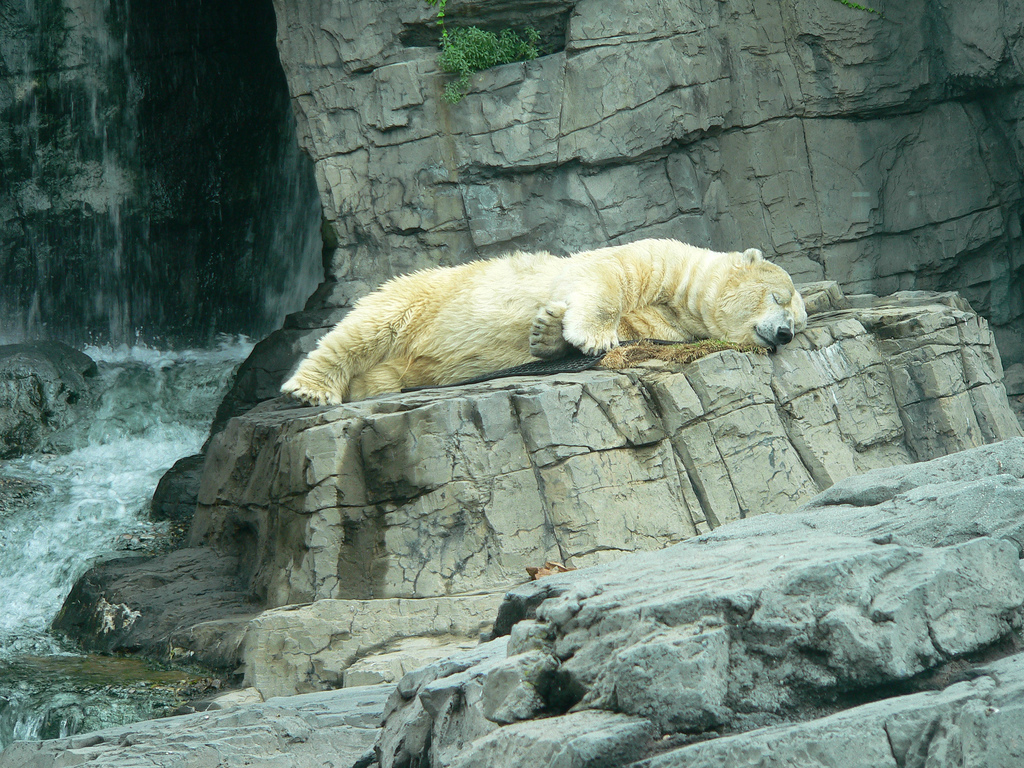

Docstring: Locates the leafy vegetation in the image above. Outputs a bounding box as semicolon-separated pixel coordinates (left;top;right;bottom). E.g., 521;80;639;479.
437;26;541;103
426;0;540;104
830;0;882;16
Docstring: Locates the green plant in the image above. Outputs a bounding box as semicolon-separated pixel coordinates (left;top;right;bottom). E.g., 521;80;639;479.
425;0;448;33
437;26;541;104
830;0;882;16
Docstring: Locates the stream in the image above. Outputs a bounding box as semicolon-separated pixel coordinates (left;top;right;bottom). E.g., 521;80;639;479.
0;338;251;748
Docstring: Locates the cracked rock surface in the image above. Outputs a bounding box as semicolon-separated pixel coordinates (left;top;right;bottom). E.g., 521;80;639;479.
376;438;1024;768
52;287;1022;703
14;442;1024;767
191;288;1021;611
217;0;1024;423
0;685;391;768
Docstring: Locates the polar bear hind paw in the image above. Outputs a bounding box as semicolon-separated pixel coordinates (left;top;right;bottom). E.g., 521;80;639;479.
530;302;574;359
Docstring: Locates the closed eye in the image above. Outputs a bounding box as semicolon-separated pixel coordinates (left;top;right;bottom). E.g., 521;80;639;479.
772;293;783;305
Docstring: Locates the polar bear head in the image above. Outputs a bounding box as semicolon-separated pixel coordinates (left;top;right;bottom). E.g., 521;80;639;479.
711;248;808;349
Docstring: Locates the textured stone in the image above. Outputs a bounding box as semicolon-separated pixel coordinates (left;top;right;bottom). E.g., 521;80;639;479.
28;440;1024;768
250;0;1024;429
374;438;1024;768
150;453;205;524
51;547;256;672
375;440;1024;768
0;342;97;458
0;684;390;768
187;292;1021;611
240;593;504;698
636;651;1024;768
451;711;657;768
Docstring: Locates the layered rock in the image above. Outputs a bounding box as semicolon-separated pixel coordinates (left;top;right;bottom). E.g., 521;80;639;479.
50;285;1022;703
17;438;1024;768
375;437;1024;768
246;0;1024;429
0;684;391;768
0;342;97;458
191;288;1021;617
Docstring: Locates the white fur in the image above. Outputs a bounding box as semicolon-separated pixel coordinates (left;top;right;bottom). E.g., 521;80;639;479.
282;239;807;404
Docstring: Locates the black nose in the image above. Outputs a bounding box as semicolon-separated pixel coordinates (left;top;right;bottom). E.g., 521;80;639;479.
775;327;794;345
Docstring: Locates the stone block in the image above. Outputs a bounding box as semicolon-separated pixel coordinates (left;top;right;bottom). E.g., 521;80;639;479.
241;593;504;698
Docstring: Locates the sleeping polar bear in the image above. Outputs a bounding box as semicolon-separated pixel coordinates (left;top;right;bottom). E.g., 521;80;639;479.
282;239;807;405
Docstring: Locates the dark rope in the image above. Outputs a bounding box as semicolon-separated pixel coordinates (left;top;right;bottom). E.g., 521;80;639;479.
400;339;681;393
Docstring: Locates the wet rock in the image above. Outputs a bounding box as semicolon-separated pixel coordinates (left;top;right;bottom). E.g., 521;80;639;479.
0;342;97;458
636;651;1024;768
150;454;205;524
0;684;390;768
52;548;257;672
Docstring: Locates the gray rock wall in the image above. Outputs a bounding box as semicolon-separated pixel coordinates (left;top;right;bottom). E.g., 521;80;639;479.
374;438;1024;768
267;0;1024;377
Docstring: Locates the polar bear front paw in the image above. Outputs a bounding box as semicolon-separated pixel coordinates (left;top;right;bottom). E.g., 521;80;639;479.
530;302;573;359
281;372;344;406
561;314;619;357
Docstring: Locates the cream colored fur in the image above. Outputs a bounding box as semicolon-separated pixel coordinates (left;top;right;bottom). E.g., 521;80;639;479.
281;239;807;404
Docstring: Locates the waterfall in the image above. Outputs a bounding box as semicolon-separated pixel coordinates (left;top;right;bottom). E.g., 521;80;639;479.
0;0;324;747
0;338;252;747
0;0;323;348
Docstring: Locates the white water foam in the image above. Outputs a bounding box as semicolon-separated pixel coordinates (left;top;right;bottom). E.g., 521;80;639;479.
0;338;251;657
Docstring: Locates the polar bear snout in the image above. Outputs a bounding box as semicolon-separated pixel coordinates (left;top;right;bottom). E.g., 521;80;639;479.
753;311;800;349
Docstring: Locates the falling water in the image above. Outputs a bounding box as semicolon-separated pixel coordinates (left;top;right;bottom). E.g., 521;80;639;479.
0;0;323;348
0;0;323;747
0;337;252;748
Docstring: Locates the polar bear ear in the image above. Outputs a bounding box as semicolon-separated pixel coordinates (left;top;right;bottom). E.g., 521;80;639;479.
741;248;764;265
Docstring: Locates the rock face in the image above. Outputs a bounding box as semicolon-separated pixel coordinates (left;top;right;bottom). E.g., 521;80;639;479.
242;0;1024;422
0;0;322;347
191;287;1021;613
0;684;391;768
50;285;1022;705
0;342;97;458
17;439;1024;768
375;437;1024;768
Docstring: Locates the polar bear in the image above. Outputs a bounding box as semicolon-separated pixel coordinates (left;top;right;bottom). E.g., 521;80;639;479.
282;239;807;405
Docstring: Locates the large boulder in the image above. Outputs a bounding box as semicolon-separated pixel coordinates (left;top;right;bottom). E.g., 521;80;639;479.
0;341;97;458
375;437;1024;768
189;288;1021;611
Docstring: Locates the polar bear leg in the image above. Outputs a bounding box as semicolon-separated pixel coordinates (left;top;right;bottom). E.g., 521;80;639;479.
529;302;574;359
281;342;353;406
348;361;409;401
